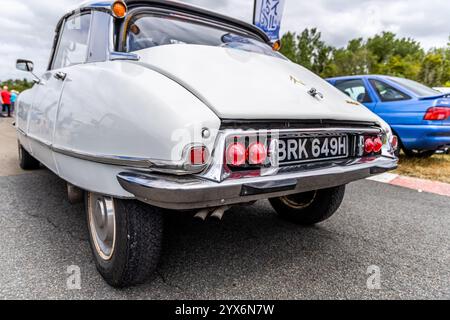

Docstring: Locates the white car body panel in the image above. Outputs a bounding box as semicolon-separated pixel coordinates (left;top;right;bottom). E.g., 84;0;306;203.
136;44;382;123
27;72;66;173
18;61;221;197
433;87;450;94
54;61;220;161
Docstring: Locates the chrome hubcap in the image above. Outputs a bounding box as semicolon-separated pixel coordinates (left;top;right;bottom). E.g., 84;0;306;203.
88;193;116;261
280;191;317;209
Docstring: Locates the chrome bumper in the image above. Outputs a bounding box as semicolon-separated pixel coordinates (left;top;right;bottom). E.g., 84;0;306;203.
117;156;398;210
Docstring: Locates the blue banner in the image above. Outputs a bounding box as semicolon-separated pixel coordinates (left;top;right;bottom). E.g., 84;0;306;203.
253;0;286;41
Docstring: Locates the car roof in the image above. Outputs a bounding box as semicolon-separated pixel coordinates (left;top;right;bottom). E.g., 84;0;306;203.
75;0;270;43
326;75;390;82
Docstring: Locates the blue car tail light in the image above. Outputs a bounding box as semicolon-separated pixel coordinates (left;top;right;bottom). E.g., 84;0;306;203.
424;107;450;121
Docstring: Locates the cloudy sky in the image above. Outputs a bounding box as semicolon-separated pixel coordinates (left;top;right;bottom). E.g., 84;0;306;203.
0;0;449;80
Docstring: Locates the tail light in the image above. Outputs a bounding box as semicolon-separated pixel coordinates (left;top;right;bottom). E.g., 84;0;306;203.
391;135;399;151
364;136;383;156
248;142;267;165
226;142;247;167
189;146;209;165
226;139;269;168
424;107;450;121
364;138;374;154
373;137;383;153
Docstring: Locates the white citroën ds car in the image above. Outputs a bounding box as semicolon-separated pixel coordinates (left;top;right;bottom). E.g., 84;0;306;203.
15;0;398;287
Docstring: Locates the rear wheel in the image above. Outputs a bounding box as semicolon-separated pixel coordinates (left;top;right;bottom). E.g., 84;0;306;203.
18;143;40;170
86;192;163;288
269;185;346;225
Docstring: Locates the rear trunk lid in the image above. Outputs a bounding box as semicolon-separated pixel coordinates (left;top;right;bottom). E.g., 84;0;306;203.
134;44;382;124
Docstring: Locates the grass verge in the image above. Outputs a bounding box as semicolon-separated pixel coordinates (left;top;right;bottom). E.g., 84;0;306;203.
395;153;450;184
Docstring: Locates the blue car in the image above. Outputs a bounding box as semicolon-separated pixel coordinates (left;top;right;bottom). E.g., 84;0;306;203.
327;75;450;157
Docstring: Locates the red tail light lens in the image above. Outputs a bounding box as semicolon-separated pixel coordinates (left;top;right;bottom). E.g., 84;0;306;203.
190;146;209;165
364;138;375;154
424;107;450;121
391;135;399;151
226;142;246;167
248;142;267;165
364;136;383;155
373;137;383;153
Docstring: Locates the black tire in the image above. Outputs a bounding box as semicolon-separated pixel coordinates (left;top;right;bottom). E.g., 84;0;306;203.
394;138;402;157
403;149;435;158
86;193;163;288
269;185;346;225
18;143;40;170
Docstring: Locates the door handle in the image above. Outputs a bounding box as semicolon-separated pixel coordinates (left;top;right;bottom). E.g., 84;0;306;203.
54;72;67;81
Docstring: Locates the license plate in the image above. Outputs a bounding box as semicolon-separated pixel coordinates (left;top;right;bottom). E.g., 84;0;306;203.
278;135;348;164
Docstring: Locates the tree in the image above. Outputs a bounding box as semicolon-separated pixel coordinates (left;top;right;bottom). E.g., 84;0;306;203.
280;28;334;77
0;79;34;93
419;48;449;86
279;28;449;88
279;31;298;62
332;38;375;76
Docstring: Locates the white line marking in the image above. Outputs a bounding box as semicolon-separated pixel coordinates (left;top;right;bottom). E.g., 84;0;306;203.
367;173;399;183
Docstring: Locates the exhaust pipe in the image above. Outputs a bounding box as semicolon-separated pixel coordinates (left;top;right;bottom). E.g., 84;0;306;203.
194;206;231;221
210;206;230;221
194;208;211;221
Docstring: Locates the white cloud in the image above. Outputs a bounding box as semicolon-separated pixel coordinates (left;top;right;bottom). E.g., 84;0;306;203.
0;0;449;80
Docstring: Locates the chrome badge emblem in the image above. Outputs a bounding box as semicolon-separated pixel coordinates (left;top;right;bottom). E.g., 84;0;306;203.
290;76;324;100
308;88;324;100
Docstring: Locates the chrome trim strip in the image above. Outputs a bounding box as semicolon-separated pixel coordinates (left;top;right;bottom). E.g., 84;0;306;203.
199;127;383;183
17;127;27;137
109;51;140;61
53;145;153;167
18;130;207;174
51;144;209;174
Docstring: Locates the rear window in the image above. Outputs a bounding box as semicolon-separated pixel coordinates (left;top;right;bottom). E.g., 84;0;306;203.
126;14;282;59
370;79;411;102
335;79;372;103
389;77;441;97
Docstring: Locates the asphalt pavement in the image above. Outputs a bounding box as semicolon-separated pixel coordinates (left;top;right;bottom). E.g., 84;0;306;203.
0;119;449;299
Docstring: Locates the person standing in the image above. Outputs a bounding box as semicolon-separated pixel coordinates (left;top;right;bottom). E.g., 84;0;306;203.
10;90;18;115
1;86;12;117
0;89;3;117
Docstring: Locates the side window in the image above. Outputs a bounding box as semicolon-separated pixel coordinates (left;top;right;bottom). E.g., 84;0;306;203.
369;79;411;102
335;79;372;103
52;13;92;70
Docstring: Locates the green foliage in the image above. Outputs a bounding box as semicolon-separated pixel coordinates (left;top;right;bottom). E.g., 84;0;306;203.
0;78;34;93
280;29;450;87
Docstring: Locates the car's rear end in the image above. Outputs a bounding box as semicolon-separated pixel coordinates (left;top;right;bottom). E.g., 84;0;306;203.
420;96;450;150
118;119;398;210
114;4;399;210
384;77;450;153
389;95;450;153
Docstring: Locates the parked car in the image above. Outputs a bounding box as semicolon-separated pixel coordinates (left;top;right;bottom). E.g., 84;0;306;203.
327;75;450;157
15;0;398;288
433;87;450;94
